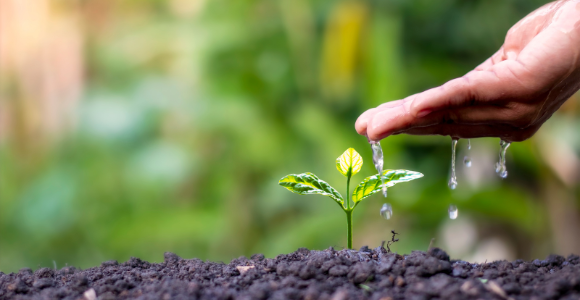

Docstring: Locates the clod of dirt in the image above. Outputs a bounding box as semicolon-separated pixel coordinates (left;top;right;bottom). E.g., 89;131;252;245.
1;247;579;299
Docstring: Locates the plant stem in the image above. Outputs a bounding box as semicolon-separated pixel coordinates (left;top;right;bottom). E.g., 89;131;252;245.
346;174;351;210
345;173;352;249
346;210;353;249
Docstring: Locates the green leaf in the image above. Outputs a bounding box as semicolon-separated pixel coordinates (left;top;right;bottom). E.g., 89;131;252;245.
352;170;423;203
279;173;344;206
336;148;363;177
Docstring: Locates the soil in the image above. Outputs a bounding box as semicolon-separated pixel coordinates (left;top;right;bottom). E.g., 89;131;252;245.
1;247;579;300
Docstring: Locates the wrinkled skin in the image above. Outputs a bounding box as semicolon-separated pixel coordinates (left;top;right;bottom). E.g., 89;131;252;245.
356;0;580;142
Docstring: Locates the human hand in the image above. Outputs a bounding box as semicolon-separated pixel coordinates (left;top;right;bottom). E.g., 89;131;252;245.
356;0;580;142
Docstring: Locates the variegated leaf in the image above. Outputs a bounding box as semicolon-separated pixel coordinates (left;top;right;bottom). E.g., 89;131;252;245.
279;173;344;205
336;148;363;177
352;170;423;203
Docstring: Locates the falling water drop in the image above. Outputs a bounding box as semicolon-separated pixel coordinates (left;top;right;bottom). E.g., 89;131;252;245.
380;203;393;220
370;140;387;197
495;139;511;179
448;205;458;219
448;138;458;190
463;139;472;167
463;156;472;167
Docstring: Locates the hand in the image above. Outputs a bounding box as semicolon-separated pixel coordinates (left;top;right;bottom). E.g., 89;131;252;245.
356;0;580;142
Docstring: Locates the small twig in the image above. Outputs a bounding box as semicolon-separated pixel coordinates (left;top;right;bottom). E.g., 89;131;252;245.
385;230;400;253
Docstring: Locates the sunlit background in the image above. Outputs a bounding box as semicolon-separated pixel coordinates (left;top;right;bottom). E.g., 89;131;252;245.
1;0;580;273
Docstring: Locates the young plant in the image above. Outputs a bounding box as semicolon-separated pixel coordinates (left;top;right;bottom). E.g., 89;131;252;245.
278;148;423;249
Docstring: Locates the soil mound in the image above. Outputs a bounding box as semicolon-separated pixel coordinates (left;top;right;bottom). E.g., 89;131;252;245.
1;247;579;299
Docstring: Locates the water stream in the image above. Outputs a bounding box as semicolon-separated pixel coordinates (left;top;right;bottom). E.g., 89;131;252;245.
370;141;387;197
495;139;510;178
448;138;458;190
369;138;391;219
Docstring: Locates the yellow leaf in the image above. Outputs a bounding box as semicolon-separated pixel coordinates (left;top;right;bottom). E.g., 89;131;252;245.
336;148;363;177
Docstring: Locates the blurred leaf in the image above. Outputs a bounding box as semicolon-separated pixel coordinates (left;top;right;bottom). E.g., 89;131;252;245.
13;169;78;238
279;173;343;206
352;170;423;204
320;0;367;103
336;148;363;177
362;9;405;106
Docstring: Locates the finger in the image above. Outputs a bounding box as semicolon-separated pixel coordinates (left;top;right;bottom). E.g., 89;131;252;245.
355;100;406;136
410;57;539;117
376;99;405;109
366;104;533;140
355;108;377;136
401;123;541;142
409;71;502;117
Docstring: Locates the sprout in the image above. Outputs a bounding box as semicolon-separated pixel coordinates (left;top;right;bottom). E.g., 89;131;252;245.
279;148;423;249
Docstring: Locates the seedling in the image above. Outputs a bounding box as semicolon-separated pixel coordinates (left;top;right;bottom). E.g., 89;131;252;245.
278;148;423;249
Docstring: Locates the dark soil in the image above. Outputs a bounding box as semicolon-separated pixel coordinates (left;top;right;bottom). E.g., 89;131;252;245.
1;247;579;300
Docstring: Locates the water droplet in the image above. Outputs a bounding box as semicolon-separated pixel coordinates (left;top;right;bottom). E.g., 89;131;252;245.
448;205;458;219
448;178;457;190
495;139;510;179
370;140;387;197
380;203;392;220
448;138;458;189
463;156;472;167
464;139;472;168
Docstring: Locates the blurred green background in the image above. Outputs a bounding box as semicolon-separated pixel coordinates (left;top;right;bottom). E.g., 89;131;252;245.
2;0;580;273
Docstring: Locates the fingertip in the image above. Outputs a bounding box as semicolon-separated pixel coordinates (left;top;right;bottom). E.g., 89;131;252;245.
366;109;396;141
355;109;374;135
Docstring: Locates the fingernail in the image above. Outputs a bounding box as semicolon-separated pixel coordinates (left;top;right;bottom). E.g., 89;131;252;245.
417;110;432;118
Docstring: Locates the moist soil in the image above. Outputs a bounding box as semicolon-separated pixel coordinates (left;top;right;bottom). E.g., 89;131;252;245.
1;247;579;300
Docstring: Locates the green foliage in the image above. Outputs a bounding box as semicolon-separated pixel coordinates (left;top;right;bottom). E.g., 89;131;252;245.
279;173;343;207
279;148;422;248
352;170;424;204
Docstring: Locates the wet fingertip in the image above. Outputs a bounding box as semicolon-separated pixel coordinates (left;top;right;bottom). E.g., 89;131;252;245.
366;122;391;141
355;109;375;135
367;129;391;142
354;119;368;136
